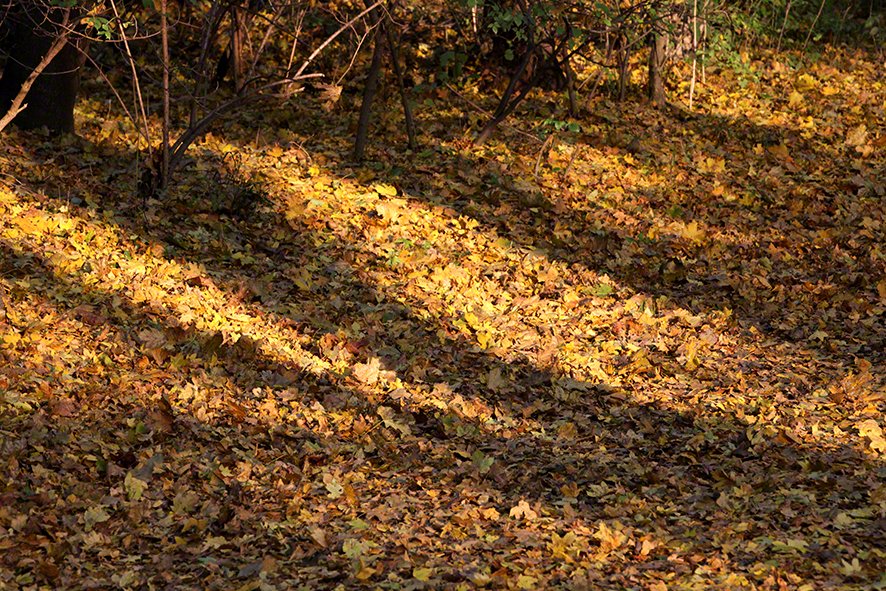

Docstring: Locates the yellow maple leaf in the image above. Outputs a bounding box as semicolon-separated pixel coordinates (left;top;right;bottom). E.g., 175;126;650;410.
838;558;863;576
680;221;705;242
594;521;626;553
558;423;578;439
0;188;16;204
375;184;397;197
124;472;147;501
560;481;579;498
769;143;790;159
355;559;375;580
317;82;342;112
15;216;39;235
795;73;816;91
846;124;868;147
548;531;579;562
57;217;76;232
476;329;493;349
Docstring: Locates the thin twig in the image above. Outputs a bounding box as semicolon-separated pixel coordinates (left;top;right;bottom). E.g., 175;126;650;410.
336;11;375;85
534;133;555;177
562;145;581;181
775;0;792;53
110;0;153;152
246;0;290;82
161;0;170;189
689;0;698;109
290;0;386;80
167;76;320;174
801;0;827;54
81;54;144;142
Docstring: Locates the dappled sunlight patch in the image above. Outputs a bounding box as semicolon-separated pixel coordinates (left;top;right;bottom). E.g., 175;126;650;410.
2;40;886;589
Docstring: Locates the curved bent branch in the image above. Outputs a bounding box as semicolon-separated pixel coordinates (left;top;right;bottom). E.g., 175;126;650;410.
0;11;73;134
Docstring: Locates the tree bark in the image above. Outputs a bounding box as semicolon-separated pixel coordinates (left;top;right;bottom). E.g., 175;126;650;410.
0;4;87;134
473;46;537;146
648;31;668;107
231;1;248;92
353;4;385;161
382;19;417;150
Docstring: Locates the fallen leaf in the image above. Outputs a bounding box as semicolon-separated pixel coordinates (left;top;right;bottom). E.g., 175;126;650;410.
353;357;380;384
509;499;538;521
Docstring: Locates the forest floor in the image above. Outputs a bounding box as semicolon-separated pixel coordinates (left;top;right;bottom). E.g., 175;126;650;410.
2;44;886;590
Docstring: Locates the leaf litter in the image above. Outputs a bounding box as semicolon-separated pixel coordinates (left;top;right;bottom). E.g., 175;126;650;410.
0;48;885;590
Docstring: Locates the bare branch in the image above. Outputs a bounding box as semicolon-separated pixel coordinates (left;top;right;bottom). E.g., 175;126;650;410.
0;10;72;134
109;0;153;153
290;0;386;80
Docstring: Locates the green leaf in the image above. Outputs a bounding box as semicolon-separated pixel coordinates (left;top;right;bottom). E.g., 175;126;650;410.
472;449;494;473
592;284;613;297
124;472;147;501
413;567;433;581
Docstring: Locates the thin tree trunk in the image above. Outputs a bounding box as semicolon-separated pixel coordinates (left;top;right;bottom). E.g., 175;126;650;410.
161;0;171;189
617;36;630;102
109;0;153;153
354;1;385;161
232;1;247;92
382;19;417;150
354;25;385;161
689;0;698;109
801;0;827;53
564;58;577;117
647;31;667;106
192;0;225;127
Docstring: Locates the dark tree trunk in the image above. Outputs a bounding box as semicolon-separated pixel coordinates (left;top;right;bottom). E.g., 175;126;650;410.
648;31;668;106
473;45;545;147
353;29;384;161
382;19;417;150
231;1;248;92
616;35;630;102
353;2;385;161
0;5;87;134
